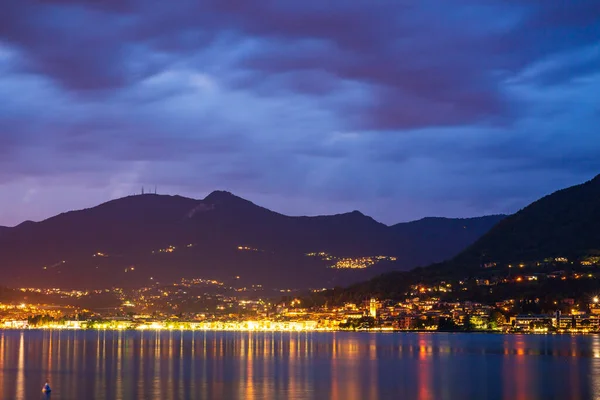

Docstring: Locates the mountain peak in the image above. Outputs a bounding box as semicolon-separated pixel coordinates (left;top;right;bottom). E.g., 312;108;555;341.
201;190;268;214
331;210;387;229
15;220;36;228
203;190;239;203
350;210;364;216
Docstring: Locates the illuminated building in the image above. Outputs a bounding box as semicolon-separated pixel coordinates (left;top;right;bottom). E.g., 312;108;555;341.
369;298;378;318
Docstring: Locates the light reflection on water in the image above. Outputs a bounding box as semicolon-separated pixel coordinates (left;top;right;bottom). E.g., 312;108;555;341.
0;331;599;399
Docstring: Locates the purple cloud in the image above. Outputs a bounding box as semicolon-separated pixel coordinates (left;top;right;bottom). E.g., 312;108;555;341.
0;0;599;226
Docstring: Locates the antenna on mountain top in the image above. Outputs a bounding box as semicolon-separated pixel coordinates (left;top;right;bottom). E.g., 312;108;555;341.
142;186;145;195
155;185;157;194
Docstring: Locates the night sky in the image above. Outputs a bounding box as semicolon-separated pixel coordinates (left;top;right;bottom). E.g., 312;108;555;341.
1;1;599;226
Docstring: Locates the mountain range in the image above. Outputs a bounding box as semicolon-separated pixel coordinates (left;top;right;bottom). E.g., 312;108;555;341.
452;174;600;268
0;191;504;289
340;174;600;300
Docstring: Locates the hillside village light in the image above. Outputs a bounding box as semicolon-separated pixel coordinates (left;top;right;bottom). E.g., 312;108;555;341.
594;297;599;304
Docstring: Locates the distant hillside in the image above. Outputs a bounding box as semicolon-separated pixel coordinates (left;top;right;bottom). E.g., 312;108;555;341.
337;174;600;300
390;215;505;267
452;175;600;268
0;191;502;289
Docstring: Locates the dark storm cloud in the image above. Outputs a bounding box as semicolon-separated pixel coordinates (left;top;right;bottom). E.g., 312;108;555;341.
211;0;599;129
0;128;22;161
0;0;599;225
0;3;129;91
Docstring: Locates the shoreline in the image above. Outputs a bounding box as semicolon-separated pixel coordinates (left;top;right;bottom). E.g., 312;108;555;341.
0;327;596;335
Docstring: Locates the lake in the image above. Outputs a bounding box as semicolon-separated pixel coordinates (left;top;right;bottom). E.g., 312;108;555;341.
0;330;599;399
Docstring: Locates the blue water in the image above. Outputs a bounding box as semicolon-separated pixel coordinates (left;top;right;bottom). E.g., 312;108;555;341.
0;330;599;399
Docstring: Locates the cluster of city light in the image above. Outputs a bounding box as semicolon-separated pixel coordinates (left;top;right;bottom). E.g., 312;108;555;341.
4;292;600;334
179;278;224;287
581;256;600;266
488;255;600;270
306;252;397;269
152;245;176;254
0;301;84;326
11;248;600;336
1;319;331;332
334;256;398;269
306;252;335;260
237;246;261;252
18;288;89;297
137;321;324;331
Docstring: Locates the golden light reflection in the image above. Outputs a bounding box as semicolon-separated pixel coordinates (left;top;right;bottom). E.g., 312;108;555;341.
96;331;101;374
246;333;255;399
15;332;24;400
503;337;530;400
179;334;184;399
262;334;272;393
117;332;123;399
418;335;433;400
154;332;161;396
569;336;582;400
190;332;196;396
330;335;362;400
57;330;63;370
289;334;298;399
48;331;54;379
139;331;146;399
368;335;379;400
69;331;77;395
591;335;600;398
0;334;4;393
167;332;174;400
2;330;598;399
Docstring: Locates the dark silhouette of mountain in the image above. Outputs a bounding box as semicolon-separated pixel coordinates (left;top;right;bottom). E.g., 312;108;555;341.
451;175;600;267
0;191;503;289
337;174;600;300
390;215;505;267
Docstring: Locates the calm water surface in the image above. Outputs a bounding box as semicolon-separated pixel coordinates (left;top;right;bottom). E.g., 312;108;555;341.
1;330;600;399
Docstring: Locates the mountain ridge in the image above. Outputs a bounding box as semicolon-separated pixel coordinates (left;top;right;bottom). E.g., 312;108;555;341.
2;191;503;229
0;191;505;289
337;174;600;300
452;174;600;268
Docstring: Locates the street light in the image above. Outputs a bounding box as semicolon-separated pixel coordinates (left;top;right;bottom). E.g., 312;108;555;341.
593;297;599;304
